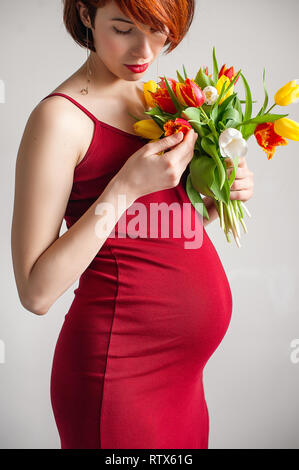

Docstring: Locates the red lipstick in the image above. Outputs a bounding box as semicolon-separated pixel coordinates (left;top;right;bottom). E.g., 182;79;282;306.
125;63;149;73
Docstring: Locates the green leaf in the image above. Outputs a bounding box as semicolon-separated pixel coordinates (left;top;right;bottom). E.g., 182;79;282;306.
176;70;185;83
242;123;259;140
219;92;237;112
210;170;230;205
240;73;252;122
236;112;289;128
227;156;239;187
214;80;227;107
214;70;242;107
144;105;181;120
151;115;166;131
233;95;243;122
127;111;142;122
212;46;219;85
180;108;210;137
257;68;269;117
144;106;163;116
211;104;219;121
183;64;188;80
222;108;241;125
182;107;202;121
218;121;226;131
202;103;213;116
163;76;183;113
240;100;257;104
186;173;210;220
194;68;214;89
201;137;226;190
189;154;217;198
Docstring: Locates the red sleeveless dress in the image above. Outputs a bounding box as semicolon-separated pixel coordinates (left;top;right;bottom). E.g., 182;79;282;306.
41;92;233;449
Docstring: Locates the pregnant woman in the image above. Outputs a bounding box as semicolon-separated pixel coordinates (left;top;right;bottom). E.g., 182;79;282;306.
11;0;254;449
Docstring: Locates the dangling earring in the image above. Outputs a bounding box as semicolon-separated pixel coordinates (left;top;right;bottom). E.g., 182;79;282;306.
80;26;92;95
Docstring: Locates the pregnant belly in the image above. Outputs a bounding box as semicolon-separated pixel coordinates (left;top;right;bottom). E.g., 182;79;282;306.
69;226;233;374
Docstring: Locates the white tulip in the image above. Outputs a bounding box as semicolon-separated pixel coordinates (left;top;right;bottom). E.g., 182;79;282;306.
203;86;218;105
219;128;248;159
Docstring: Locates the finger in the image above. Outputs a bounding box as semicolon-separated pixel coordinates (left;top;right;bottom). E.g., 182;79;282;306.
227;167;251;179
230;177;253;191
238;157;247;168
147;132;185;155
164;128;196;160
185;128;197;143
225;156;247;168
230;189;253;202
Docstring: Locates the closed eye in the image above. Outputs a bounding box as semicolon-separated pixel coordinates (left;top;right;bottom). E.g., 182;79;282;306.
113;26;163;35
113;27;132;35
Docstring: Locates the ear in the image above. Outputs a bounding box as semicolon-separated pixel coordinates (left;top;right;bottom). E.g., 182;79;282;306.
76;1;91;27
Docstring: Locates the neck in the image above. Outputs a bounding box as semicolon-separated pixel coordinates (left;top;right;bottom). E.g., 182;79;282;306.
78;52;141;98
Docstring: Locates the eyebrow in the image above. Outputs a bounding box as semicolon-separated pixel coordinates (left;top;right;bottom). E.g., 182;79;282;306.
111;18;134;24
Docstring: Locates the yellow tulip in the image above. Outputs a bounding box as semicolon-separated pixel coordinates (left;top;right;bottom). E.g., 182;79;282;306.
133;119;164;140
274;80;299;106
143;80;158;109
216;75;234;104
273;117;299;141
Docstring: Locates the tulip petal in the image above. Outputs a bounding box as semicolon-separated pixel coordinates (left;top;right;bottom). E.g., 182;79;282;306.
275;80;299;106
274;117;299;141
133;119;164;139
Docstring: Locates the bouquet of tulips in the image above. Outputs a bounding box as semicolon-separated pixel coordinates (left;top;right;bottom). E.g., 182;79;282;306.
132;47;299;247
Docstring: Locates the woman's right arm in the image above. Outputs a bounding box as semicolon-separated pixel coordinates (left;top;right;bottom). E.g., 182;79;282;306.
11;99;137;316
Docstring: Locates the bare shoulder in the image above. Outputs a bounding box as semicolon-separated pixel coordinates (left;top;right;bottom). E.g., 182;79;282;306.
29;93;85;167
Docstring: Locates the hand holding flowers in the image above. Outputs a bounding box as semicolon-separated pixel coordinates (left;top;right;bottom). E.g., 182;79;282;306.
131;48;299;246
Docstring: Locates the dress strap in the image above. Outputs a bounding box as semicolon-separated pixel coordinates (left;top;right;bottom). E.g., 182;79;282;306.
40;93;98;124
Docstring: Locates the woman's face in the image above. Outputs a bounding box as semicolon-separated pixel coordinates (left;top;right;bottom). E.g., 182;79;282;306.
79;1;169;81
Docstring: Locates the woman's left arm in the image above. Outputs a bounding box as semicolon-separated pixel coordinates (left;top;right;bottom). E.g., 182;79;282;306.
202;156;254;227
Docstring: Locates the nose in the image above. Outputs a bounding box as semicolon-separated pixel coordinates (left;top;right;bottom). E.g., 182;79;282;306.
131;34;153;62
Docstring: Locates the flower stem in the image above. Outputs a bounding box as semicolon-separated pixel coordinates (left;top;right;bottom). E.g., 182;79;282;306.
237;200;244;218
219;200;224;229
223;206;231;243
240;218;248;234
240;201;251;218
265;103;276;114
231;200;241;238
200;107;209;121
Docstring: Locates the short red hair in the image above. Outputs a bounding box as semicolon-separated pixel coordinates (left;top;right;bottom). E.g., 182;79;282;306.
62;0;196;54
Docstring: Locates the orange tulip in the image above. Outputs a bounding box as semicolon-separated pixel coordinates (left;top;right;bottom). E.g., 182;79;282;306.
164;118;193;137
254;122;288;160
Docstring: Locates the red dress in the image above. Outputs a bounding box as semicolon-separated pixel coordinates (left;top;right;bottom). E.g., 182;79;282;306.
41;92;233;449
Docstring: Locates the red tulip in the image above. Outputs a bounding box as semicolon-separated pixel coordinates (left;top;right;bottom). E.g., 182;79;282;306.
176;78;205;107
219;64;239;84
150;87;178;114
157;77;178;93
147;77;179;113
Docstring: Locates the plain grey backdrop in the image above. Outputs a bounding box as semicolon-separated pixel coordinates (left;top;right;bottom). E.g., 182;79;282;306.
1;0;298;449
